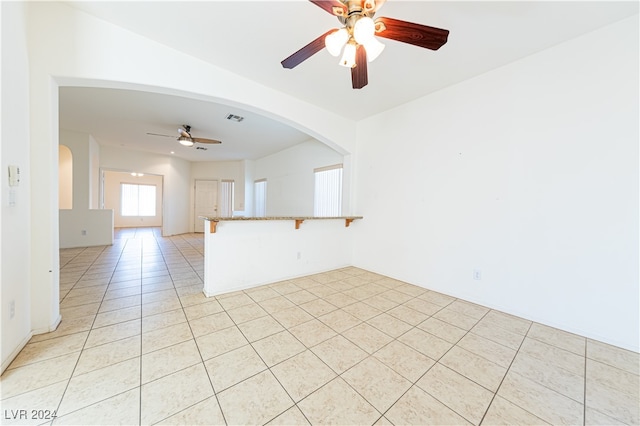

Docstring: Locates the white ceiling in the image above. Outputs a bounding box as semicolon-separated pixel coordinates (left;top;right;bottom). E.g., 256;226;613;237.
59;1;638;162
59;87;313;162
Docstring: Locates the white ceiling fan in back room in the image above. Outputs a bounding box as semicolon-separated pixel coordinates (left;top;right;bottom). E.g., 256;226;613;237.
281;0;450;89
147;125;222;148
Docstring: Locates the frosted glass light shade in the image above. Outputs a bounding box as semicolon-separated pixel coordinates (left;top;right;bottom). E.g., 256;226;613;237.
353;17;375;44
339;42;357;68
325;28;349;57
363;37;385;62
178;136;194;147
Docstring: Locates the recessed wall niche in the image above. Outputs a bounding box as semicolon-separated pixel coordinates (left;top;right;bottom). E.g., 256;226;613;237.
59;145;73;209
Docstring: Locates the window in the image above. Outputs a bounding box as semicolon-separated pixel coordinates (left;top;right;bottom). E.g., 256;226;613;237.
121;183;156;216
254;179;267;217
314;164;342;217
219;180;235;217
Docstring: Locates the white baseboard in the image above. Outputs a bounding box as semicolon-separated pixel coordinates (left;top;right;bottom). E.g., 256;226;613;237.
1;331;33;375
31;314;62;336
1;315;62;375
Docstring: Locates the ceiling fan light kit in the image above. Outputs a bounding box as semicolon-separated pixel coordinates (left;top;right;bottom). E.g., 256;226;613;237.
352;16;375;44
178;135;195;147
362;37;385;62
281;0;449;89
148;124;222;149
325;28;349;56
340;41;357;68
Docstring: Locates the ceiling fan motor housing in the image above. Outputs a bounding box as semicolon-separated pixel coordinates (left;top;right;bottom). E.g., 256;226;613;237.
341;0;372;28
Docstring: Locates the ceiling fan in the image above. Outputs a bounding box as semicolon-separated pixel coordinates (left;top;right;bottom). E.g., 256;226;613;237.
147;125;222;147
281;0;449;89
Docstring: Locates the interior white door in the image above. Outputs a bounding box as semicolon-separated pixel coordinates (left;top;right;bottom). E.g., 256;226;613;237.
194;180;218;232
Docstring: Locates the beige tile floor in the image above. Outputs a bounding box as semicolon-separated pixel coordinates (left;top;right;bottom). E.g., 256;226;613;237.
1;227;638;425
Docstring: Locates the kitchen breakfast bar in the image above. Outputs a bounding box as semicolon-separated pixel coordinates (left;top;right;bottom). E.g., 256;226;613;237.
200;216;363;296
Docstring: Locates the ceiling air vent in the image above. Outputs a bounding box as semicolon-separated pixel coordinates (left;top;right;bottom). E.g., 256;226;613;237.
226;113;244;122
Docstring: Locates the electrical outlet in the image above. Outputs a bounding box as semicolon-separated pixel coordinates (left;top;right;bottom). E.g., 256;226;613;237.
297;252;302;260
473;269;482;280
9;300;15;319
81;230;87;236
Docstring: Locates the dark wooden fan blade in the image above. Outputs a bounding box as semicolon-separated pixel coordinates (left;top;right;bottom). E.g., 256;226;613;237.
281;29;336;69
351;45;368;89
309;0;347;16
192;137;222;145
375;17;449;50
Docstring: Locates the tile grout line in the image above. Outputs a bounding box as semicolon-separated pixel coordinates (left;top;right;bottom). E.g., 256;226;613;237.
214;275;371;424
583;339;587;426
373;302;537;425
262;275;381;424
53;240;129;422
49;233;209;422
154;231;229;426
477;320;534;425
59;245;110;305
249;275;424;424
57;232;160;424
138;235;145;426
60;260;466;425
214;290;297;422
378;305;491;425
507;334;589;407
261;284;361;425
43;229;639;425
297;274;442;423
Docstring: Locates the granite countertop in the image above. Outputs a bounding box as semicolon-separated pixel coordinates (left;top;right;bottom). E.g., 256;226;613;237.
199;216;363;222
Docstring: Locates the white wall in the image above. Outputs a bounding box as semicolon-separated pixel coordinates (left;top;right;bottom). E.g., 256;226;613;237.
58;129;113;248
204;219;357;295
242;159;255;216
19;0;354;365
7;0;636;375
100;146;191;236
60;130;91;209
190;161;245;230
104;171;163;228
59;209;114;248
354;17;639;351
89;135;100;209
253;140;344;216
1;1;33;372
